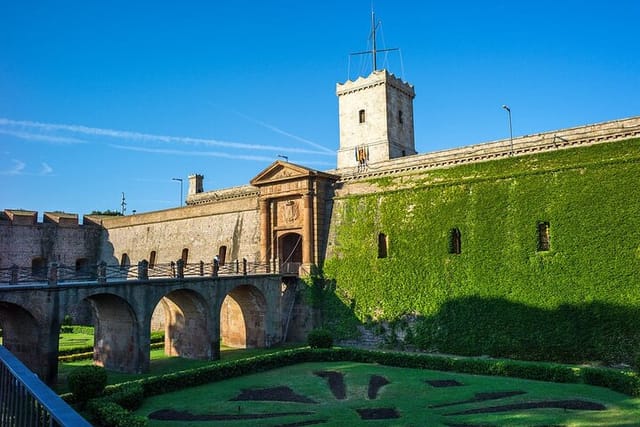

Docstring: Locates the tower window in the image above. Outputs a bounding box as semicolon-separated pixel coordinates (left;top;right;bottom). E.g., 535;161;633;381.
120;253;130;269
181;248;189;264
377;233;388;258
449;228;462;254
359;109;366;124
537;222;550;251
149;251;157;268
398;110;403;124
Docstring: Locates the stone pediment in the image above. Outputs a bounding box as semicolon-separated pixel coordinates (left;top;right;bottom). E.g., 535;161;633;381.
250;161;337;187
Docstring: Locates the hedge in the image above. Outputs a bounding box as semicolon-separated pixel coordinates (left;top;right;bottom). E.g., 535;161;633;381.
87;347;639;426
322;138;640;365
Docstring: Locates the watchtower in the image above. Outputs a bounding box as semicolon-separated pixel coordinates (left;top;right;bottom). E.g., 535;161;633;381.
336;11;416;170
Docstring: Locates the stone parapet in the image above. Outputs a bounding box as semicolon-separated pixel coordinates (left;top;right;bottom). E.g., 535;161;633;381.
334;115;640;182
186;184;259;206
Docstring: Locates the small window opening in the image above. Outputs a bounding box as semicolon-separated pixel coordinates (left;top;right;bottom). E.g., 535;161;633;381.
398;110;404;124
537;222;550;251
449;228;462;254
181;248;189;264
218;246;227;265
32;257;47;279
359;109;366;124
75;258;89;272
149;251;157;268
377;233;388;258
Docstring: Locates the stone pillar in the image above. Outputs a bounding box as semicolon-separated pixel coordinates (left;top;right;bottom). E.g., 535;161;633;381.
302;192;313;264
10;264;18;285
176;259;184;279
137;260;149;280
259;198;270;268
47;263;58;286
97;261;107;284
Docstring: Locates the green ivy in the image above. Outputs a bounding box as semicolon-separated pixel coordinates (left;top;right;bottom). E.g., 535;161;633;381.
323;138;640;364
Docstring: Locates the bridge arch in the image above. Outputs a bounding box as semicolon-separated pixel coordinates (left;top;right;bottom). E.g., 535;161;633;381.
220;284;267;348
154;289;215;360
85;293;140;373
0;302;45;377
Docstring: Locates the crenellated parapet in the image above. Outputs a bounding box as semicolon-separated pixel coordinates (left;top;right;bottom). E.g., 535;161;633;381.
0;209;100;227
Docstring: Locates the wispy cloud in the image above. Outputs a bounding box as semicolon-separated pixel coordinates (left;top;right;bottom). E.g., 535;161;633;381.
0;128;85;144
233;111;335;154
0;117;333;156
0;159;26;175
111;144;334;167
40;162;54;175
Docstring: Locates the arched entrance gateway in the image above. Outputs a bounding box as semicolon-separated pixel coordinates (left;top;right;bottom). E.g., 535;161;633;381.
250;161;338;275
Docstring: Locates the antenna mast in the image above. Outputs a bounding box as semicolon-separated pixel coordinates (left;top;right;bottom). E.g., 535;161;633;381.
350;8;398;73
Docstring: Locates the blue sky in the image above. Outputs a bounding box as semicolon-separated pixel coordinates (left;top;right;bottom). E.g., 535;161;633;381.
1;1;638;217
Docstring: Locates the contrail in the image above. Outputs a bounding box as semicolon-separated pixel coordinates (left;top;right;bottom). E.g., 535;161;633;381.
111;145;335;167
0;117;333;155
232;111;335;154
0;128;86;144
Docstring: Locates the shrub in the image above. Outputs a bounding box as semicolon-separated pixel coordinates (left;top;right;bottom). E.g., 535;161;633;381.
308;328;333;349
582;367;640;396
86;399;148;427
67;365;107;403
106;383;145;411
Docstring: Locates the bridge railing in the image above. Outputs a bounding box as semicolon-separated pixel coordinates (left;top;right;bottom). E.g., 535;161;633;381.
0;345;92;427
0;258;286;286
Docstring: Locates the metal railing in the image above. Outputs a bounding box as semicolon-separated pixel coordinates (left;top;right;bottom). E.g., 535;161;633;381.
0;345;91;427
0;258;299;286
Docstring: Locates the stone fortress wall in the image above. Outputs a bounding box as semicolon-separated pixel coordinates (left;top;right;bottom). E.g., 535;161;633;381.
1;115;639;272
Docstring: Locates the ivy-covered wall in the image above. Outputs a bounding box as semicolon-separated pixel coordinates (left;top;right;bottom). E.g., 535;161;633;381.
323;138;640;365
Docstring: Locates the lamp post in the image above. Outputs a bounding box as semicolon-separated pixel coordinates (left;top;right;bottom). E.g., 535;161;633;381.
502;105;514;156
172;178;183;206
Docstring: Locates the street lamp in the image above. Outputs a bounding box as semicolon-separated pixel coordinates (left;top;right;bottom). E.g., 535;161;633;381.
172;178;183;207
502;105;514;156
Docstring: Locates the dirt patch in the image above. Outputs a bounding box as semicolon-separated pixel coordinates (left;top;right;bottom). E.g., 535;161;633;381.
431;390;527;408
314;370;346;400
231;386;317;403
148;409;315;421
368;375;390;399
426;379;464;388
446;399;606;415
356;407;400;420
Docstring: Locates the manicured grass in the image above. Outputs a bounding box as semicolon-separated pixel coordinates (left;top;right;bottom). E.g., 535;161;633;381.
135;361;640;426
56;344;303;393
58;330;93;351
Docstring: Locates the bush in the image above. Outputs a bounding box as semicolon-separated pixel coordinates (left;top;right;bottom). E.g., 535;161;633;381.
106;383;145;411
67;365;107;403
86;399;148;427
582;367;640;396
308;329;333;349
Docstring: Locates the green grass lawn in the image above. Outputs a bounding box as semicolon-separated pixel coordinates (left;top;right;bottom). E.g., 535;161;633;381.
134;361;640;426
58;330;94;351
56;344;303;393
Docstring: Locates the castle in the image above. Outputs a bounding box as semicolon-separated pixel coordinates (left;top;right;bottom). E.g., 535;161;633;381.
2;66;640;365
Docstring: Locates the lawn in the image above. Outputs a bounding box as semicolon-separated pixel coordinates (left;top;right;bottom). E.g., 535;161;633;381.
56;345;303;393
134;361;640;426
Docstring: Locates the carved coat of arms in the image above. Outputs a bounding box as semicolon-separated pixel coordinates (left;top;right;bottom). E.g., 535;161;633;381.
283;200;299;224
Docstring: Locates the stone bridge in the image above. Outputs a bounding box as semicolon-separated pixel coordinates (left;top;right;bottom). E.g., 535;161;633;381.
0;274;299;386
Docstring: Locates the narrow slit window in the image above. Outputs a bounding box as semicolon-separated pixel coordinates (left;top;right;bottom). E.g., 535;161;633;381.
218;245;227;265
149;251;157;268
377;233;388;258
398;110;404;124
359;109;366;124
181;248;189;264
537;222;550;251
449;228;462;254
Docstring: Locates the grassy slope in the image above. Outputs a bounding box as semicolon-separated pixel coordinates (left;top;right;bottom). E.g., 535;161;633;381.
135;361;640;427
